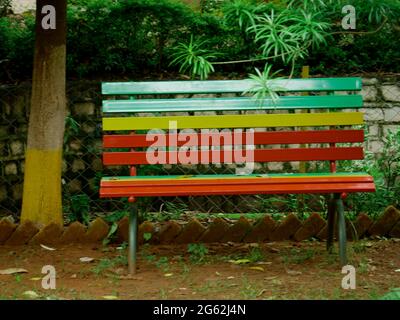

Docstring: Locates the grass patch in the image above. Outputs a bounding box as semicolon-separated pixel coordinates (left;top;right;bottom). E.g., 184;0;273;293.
282;248;316;265
92;255;127;275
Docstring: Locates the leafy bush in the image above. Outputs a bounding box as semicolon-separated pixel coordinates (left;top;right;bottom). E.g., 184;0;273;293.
0;0;11;17
187;243;208;263
338;128;400;217
305;0;400;75
1;0;400;80
0;14;35;81
66;194;90;225
66;0;203;78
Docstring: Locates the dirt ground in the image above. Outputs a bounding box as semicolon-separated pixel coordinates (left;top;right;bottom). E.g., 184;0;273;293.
0;239;399;300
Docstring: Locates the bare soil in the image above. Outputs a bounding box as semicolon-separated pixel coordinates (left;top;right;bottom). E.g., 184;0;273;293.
0;240;399;300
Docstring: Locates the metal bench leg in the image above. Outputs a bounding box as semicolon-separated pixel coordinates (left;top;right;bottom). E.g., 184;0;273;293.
128;202;138;275
326;194;336;253
335;194;347;266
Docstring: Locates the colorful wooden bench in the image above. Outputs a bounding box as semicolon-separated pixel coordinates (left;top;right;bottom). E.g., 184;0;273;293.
100;77;375;274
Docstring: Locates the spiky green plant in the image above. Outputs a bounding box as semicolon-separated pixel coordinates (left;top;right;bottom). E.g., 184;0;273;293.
243;64;283;105
169;35;217;80
248;9;330;64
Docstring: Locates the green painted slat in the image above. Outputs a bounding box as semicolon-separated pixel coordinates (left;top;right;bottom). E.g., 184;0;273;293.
102;95;363;113
101;172;370;181
102;77;362;95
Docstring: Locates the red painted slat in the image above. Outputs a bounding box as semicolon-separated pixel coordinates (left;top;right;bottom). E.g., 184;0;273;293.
100;175;374;187
103;130;364;148
100;182;376;198
102;147;364;165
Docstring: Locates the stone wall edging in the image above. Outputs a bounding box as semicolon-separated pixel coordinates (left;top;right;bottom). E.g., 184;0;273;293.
0;206;399;246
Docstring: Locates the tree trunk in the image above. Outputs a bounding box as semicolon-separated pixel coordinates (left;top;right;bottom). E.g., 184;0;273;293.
21;0;67;226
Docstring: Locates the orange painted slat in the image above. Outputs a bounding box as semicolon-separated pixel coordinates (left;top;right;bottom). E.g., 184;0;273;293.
100;182;376;198
100;175;373;188
103;130;364;148
102;147;364;165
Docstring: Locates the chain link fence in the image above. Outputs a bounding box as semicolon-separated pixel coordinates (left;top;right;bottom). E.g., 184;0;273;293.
1;78;399;220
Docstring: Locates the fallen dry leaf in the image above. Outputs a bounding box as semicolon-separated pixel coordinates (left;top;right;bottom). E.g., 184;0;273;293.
22;291;39;299
102;295;118;300
286;270;302;275
249;266;264;272
164;273;173;277
0;268;28;275
227;283;239;287
257;289;267;297
40;244;56;251
229;259;251;265
79;257;95;263
29;277;41;281
118;275;143;280
256;261;272;265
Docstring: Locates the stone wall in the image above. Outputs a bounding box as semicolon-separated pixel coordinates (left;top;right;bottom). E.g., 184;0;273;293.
360;78;400;153
0;77;399;215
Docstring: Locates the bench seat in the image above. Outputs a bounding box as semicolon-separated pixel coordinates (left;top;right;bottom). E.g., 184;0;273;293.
100;173;375;198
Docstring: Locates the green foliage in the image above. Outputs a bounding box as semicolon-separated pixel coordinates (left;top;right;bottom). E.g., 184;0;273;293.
64;116;80;147
380;288;400;300
246;247;264;263
66;194;90;225
143;232;152;242
308;0;400;75
249;8;330;64
282;247;315;264
0;13;35;81
338;128;400;217
0;0;11;17
1;0;400;80
92;254;127;275
155;256;170;272
287;0;336;12
243;65;282;104
102;222;118;246
200;0;224;14
143;201;187;222
169;35;217;80
103;210;128;223
187;243;208;263
222;0;269;31
101;210;129;245
375;129;400;190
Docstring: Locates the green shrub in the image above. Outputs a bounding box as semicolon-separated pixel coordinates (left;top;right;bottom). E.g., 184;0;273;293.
0;14;35;81
338;128;400;217
66;194;90;225
0;0;400;80
187;243;208;263
0;0;11;17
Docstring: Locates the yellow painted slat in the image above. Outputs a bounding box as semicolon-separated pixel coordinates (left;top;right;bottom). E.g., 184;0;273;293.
103;112;364;131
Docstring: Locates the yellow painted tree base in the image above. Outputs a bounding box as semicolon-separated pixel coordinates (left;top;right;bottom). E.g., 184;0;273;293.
21;149;63;226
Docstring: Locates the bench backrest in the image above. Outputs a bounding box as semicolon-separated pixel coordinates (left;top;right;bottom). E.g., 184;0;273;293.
101;77;365;170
